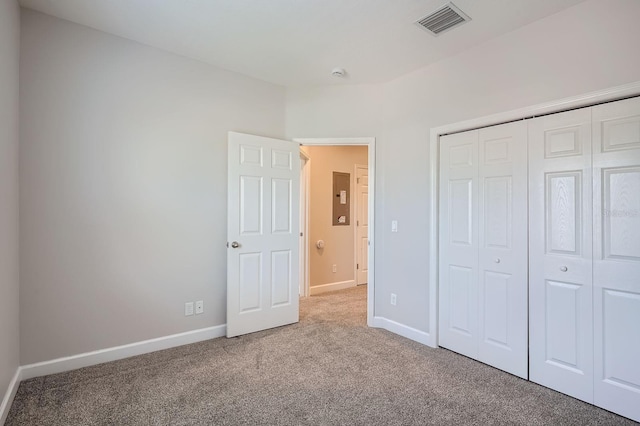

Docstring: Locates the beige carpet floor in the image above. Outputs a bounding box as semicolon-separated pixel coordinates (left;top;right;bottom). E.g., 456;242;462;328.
6;285;637;425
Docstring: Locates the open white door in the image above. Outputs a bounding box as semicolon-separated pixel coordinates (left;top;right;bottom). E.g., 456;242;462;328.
356;165;368;285
227;132;300;337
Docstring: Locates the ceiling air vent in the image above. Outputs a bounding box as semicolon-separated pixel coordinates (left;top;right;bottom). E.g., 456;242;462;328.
415;2;470;36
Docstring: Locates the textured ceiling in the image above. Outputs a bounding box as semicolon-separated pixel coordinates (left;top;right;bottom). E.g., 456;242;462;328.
19;0;586;87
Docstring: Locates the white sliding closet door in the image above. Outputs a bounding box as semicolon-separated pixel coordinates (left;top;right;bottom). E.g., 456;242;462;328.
592;97;640;422
439;121;528;379
528;108;594;402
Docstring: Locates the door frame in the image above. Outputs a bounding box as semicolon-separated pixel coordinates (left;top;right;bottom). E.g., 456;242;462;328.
294;137;376;327
427;81;640;348
299;150;310;297
354;163;368;286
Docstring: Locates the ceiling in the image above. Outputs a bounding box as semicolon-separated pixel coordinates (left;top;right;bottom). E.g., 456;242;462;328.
19;0;586;87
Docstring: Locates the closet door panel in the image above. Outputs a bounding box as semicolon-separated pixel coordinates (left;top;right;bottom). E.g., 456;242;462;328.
592;97;640;422
439;130;479;358
477;121;528;379
528;108;593;402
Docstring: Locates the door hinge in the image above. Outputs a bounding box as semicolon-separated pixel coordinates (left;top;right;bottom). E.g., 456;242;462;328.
300;232;303;237
357;263;359;269
357;178;360;183
357;220;359;226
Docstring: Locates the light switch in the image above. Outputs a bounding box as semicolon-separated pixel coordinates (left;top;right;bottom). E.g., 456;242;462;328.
185;302;194;316
391;220;398;232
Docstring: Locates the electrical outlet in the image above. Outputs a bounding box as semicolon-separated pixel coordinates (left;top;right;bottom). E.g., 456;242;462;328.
390;293;397;306
195;300;204;314
185;302;194;316
332;264;337;273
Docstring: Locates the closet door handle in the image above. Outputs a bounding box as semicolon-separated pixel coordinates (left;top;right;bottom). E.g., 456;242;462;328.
494;258;501;263
560;266;568;272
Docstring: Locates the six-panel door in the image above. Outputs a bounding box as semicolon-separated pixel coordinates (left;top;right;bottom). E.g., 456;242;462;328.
592;97;640;422
528;108;594;402
227;132;300;337
439;130;479;359
477;122;528;379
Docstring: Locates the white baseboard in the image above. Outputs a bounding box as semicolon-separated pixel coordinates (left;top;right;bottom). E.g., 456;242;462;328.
372;316;436;348
20;325;226;381
309;280;355;295
0;368;21;425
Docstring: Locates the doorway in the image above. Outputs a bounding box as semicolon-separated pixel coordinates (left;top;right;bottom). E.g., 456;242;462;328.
295;137;375;327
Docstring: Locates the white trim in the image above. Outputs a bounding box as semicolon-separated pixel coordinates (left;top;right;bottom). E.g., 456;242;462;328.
295;137;373;146
293;137;376;327
371;316;433;347
299;151;310;298
428;81;640;348
309;280;355;295
432;81;640;138
0;368;21;425
20;325;226;380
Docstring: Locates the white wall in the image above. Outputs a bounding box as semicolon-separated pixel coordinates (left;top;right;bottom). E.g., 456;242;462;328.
0;0;21;413
286;85;383;139
19;10;286;364
303;145;368;287
286;0;640;334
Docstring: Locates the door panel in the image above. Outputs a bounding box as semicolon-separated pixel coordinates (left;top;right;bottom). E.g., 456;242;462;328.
450;179;473;245
482;270;510;347
439;130;479;358
272;178;292;233
601;289;640;389
544;280;582;371
546;172;581;254
240;176;263;235
227;132;300;337
529;108;593;402
449;265;473;336
483;176;511;249
602;168;640;260
477;121;528;379
239;253;262;312
271;250;292;306
592;97;640;422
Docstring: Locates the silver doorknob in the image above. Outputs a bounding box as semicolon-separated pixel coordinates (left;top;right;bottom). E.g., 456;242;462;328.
495;258;501;263
560;266;568;272
231;241;240;248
